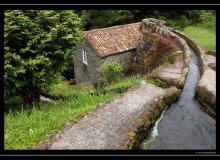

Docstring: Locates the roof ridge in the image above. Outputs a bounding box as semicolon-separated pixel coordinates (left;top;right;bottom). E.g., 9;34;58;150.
83;22;141;34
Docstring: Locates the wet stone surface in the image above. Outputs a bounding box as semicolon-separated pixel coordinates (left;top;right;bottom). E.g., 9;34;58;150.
143;46;216;150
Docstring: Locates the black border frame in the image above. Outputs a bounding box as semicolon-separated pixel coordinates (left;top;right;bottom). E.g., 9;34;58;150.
1;4;219;157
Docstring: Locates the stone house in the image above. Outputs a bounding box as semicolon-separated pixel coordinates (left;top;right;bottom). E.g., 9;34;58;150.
74;18;185;85
74;22;141;84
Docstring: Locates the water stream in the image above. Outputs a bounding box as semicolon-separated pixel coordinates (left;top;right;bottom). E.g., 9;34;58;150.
141;46;216;149
40;95;54;102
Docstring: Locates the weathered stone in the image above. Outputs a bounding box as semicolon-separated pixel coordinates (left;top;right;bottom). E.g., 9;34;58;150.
170;29;205;74
44;83;180;149
134;18;190;75
203;54;216;69
172;29;216;112
196;68;216;107
208;63;216;70
74;41;135;84
147;50;190;89
75;18;192;85
205;51;216;56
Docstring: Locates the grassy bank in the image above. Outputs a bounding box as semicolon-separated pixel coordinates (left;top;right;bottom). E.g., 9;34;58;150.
5;75;142;150
182;25;216;51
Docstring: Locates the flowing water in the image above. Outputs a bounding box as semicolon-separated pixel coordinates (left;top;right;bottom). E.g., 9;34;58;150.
142;46;216;150
40;95;54;102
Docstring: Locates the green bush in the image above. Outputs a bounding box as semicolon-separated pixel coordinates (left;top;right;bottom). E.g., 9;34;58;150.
198;10;216;31
99;61;123;86
166;15;191;30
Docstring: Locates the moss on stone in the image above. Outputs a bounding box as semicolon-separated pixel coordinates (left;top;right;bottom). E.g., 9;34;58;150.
127;87;181;149
144;75;184;90
195;94;216;119
163;51;177;65
144;76;168;88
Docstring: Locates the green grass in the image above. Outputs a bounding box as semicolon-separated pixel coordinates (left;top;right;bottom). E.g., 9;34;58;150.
144;76;167;88
98;75;143;94
182;25;216;51
5;75;142;150
46;80;94;99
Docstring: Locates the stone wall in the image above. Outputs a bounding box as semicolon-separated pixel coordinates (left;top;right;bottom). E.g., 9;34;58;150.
172;28;216;116
74;42;93;84
170;29;205;74
134;18;190;74
74;41;135;84
74;18;193;85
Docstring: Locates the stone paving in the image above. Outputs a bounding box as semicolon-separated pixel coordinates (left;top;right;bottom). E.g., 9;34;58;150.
45;83;179;149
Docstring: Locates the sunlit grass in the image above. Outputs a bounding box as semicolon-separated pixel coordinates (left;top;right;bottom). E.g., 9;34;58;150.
182;25;216;51
5;75;142;150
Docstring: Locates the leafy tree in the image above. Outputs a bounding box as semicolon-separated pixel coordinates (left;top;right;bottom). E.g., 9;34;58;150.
81;10;134;30
4;10;82;109
199;10;216;30
79;10;216;31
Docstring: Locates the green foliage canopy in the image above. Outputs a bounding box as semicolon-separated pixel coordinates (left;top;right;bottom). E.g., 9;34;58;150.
4;10;82;108
81;10;134;30
79;10;216;31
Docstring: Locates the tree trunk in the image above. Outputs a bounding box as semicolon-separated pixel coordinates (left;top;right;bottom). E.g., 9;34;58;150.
33;86;41;110
34;93;40;110
21;86;41;110
22;94;33;108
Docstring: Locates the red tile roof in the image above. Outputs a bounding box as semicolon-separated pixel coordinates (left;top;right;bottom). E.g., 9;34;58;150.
83;22;141;57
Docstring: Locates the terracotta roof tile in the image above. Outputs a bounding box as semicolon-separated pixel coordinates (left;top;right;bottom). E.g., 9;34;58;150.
83;22;141;57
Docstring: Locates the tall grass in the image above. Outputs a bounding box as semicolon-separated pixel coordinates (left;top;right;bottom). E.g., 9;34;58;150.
182;25;216;51
5;75;142;150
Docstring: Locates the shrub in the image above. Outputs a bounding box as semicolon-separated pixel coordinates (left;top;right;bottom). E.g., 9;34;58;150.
166;15;191;30
198;10;216;31
99;61;123;86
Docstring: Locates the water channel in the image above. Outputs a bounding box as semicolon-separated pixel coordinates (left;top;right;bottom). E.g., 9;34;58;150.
141;45;216;149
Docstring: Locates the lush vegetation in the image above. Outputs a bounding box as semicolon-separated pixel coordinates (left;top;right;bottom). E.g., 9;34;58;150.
99;61;123;86
5;75;143;150
80;10;134;30
182;10;216;51
4;10;216;150
183;26;216;51
79;10;215;31
4;10;82;109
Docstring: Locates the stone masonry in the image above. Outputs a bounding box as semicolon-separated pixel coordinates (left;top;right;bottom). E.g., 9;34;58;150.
74;41;135;85
134;18;190;74
74;18;192;85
